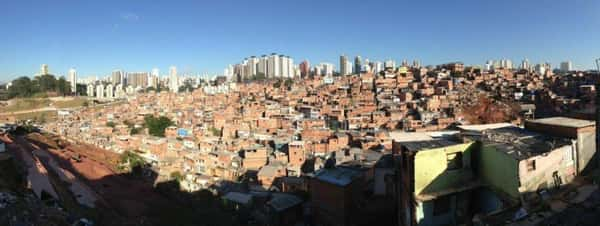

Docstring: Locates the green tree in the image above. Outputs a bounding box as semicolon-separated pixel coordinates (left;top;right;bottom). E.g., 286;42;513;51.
209;127;221;137
57;76;71;96
284;78;293;88
36;74;57;92
106;121;116;128
273;79;282;88
130;127;141;135
170;171;183;182
119;151;146;173
7;76;33;98
144;115;174;137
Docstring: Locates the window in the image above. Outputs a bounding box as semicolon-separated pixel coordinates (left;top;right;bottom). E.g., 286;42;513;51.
527;160;536;171
446;152;463;170
433;195;451;216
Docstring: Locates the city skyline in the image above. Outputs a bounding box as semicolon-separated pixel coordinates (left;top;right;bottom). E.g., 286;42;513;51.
2;0;600;81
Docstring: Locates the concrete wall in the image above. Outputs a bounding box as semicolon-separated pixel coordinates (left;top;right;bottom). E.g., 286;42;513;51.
518;145;576;194
413;142;476;195
478;144;520;199
577;131;597;173
416;195;457;226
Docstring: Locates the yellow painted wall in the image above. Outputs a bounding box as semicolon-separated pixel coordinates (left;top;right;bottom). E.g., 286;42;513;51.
414;142;476;195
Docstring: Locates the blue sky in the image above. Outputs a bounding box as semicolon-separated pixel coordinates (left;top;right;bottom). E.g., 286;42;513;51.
1;0;599;81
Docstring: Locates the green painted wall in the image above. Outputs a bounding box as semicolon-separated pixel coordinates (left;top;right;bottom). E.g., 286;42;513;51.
478;144;520;199
414;142;476;195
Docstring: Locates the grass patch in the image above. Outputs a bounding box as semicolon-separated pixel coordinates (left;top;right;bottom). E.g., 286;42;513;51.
1;98;51;112
12;111;57;122
52;98;88;108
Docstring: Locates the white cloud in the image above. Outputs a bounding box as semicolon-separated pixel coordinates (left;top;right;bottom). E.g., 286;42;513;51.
120;12;140;21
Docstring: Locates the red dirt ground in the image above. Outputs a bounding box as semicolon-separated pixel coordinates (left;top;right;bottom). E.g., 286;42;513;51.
25;133;176;226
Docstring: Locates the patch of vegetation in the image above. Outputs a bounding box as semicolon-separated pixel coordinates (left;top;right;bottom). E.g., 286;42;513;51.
105;121;116;128
52;98;88;108
7;75;71;98
2;98;50;112
144;115;174;137
118;151;146;176
170;171;183;182
209;127;221;137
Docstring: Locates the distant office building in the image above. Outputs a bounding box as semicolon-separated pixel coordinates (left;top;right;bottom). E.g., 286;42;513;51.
484;60;494;71
499;59;513;69
560;61;573;72
127;72;149;88
535;64;546;76
401;59;409;67
280;56;289;78
354;56;362;74
258;55;268;77
299;60;310;78
105;84;114;99
224;64;234;79
268;54;281;78
169;66;178;92
86;84;94;97
115;84;125;98
152;68;159;79
412;60;421;68
372;61;383;74
340;55;350;75
68;68;77;93
521;59;530;71
96;84;105;99
384;60;396;70
246;56;259;77
41;64;49;75
314;63;334;76
112;70;124;85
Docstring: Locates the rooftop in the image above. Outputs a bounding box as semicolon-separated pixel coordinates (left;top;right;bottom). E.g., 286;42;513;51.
389;130;459;142
267;193;303;212
400;139;459;152
477;127;573;160
457;123;514;132
314;167;363;187
527;117;595;129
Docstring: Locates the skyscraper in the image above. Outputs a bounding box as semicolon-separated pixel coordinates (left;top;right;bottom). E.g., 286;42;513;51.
246;56;259;77
258;55;268;77
299;60;310;78
354;56;362;74
127;72;149;88
373;61;383;74
521;59;530;71
112;69;123;85
41;64;49;75
280;55;289;78
96;84;105;99
560;61;572;72
268;53;280;78
340;55;349;75
68;68;77;93
169;66;178;92
152;68;159;78
384;60;396;70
